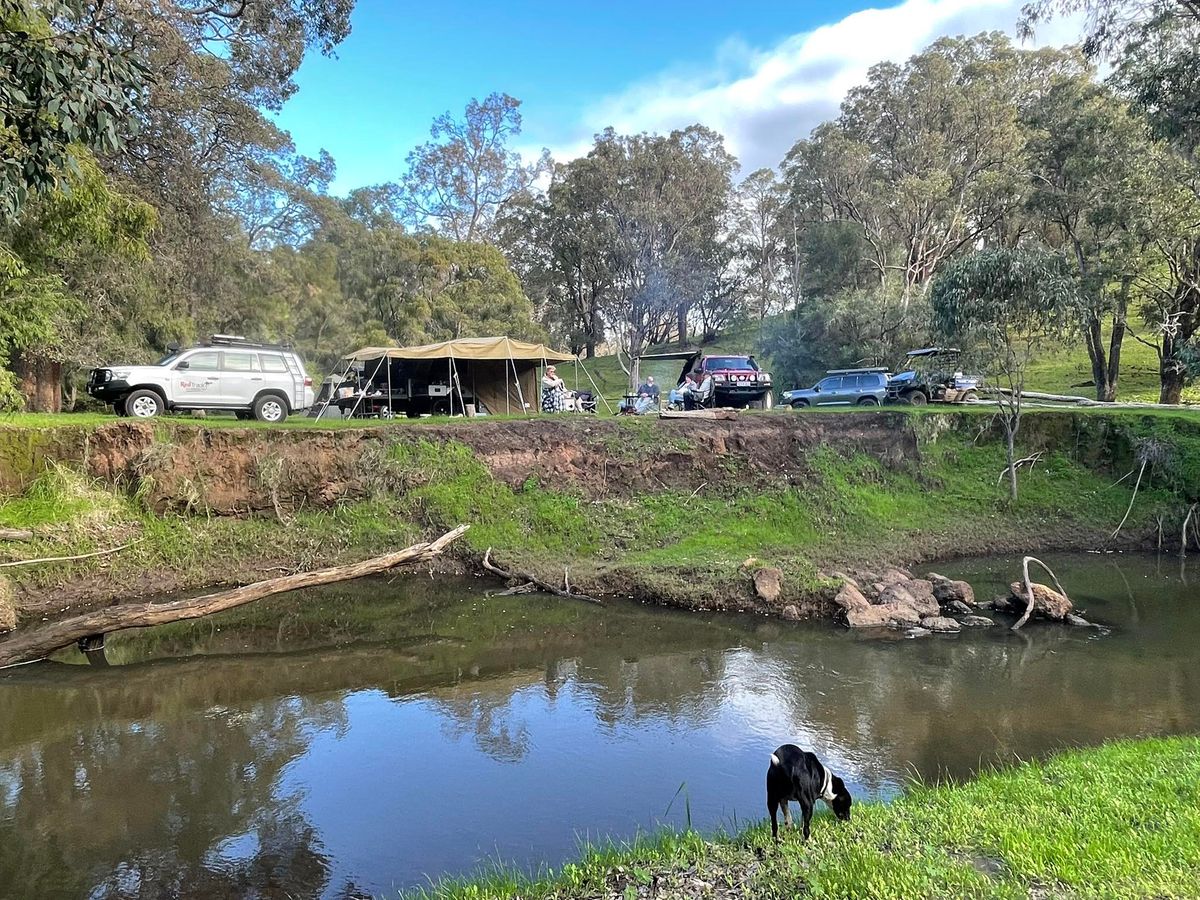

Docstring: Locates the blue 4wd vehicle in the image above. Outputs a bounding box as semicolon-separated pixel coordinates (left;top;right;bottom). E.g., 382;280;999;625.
782;368;889;408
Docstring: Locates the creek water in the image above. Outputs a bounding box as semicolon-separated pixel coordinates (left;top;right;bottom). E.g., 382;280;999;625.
1;552;1197;898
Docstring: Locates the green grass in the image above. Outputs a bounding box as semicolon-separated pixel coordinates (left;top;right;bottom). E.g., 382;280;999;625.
409;736;1200;900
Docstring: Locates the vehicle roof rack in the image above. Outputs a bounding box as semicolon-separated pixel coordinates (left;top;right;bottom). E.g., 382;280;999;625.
203;334;294;351
826;367;890;374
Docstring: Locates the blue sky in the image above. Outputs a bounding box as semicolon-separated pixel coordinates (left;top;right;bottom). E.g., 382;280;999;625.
273;0;1081;194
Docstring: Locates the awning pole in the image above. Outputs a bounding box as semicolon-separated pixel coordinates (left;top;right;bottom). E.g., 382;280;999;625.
508;337;527;417
386;353;393;419
314;357;355;421
346;355;385;420
450;355;468;416
578;356;614;415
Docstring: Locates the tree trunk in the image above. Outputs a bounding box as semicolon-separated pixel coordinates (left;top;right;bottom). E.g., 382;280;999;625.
1083;316;1107;401
0;526;468;669
15;354;62;413
676;301;688;345
1005;426;1018;503
1160;331;1186;404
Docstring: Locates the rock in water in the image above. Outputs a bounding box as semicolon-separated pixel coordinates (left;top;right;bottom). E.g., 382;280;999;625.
943;599;972;616
846;603;921;629
878;582;939;618
960;615;995;627
921;615;962;633
834;581;870;612
1008;582;1073;620
906;627;932;638
753;567;783;603
781;604;802;621
933;578;975;607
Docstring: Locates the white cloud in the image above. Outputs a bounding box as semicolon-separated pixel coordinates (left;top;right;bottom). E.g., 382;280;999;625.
524;0;1084;174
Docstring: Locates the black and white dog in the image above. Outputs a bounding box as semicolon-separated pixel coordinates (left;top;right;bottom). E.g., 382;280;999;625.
766;744;853;840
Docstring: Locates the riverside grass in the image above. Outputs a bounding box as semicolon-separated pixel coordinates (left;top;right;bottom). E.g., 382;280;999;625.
410;737;1200;900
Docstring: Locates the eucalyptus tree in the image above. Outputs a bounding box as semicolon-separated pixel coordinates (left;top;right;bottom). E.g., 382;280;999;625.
932;248;1083;501
587;125;737;359
732;168;786;321
398;93;550;244
0;0;145;223
1023;75;1159;400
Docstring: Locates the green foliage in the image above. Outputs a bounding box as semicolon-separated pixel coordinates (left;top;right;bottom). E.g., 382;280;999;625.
0;0;145;222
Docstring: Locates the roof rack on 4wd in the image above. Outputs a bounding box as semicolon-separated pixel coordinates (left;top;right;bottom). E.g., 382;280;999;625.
203;334;295;351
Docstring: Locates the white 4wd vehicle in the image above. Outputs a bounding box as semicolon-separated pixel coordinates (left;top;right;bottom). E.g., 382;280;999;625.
87;336;315;422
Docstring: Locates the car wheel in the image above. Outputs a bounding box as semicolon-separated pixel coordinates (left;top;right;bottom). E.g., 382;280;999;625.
961;390;978;403
906;391;929;406
790;399;809;409
253;394;288;423
857;396;880;407
125;389;163;419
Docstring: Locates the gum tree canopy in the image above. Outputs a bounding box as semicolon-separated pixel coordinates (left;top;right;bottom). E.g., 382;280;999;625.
932;248;1083;501
0;0;144;222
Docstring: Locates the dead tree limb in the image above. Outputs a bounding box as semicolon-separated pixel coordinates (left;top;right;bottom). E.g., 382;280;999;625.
1110;459;1147;541
996;453;1042;485
0;525;468;669
0;542;139;570
482;548;601;605
0;528;34;542
1183;504;1198;560
1012;556;1072;631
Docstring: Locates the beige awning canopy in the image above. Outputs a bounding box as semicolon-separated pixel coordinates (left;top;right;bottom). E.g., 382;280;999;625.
344;337;576;363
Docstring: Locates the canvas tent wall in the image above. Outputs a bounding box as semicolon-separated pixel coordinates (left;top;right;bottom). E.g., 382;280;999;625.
344;337;577;415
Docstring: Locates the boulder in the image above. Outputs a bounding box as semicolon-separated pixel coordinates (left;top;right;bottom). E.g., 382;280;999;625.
960;615;995;627
753;567;783;603
781;604;802;622
877;583;939;618
847;602;921;629
920;615;962;633
1008;582;1073;621
943;599;972;616
879;568;913;586
834;581;871;612
933;579;975;607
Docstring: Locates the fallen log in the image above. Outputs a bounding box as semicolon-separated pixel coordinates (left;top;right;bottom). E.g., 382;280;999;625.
659;408;739;420
0;525;468;669
482;548;602;605
0;528;34;542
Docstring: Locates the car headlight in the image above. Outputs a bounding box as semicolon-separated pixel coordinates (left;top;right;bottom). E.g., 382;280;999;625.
111;369;131;380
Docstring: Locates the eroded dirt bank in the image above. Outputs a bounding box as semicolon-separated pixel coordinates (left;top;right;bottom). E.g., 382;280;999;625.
1;410;1192;629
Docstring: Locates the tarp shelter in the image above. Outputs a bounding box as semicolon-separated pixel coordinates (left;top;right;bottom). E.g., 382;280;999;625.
343;337;578;416
631;350;703;391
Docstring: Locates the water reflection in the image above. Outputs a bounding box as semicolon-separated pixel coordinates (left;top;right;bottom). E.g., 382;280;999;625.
1;556;1196;898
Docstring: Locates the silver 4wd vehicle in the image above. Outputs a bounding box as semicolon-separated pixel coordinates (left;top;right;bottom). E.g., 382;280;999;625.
87;335;315;422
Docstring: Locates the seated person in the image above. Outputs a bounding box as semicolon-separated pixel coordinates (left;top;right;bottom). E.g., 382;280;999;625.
684;370;714;410
541;365;579;413
631;375;660;414
668;372;696;408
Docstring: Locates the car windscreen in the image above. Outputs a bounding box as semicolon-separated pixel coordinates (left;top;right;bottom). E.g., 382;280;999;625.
705;357;757;371
156;352;179;366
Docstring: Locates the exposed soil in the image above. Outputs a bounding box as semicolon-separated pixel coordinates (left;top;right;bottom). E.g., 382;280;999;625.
11;413;921;514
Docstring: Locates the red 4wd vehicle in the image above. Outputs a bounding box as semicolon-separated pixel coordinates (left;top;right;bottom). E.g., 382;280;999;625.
686;352;775;409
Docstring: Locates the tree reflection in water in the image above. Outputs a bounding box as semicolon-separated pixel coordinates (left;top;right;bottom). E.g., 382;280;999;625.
0;558;1197;897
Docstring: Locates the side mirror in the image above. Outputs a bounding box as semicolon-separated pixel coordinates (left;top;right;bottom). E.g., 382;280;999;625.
176;360;190;370
814;385;821;392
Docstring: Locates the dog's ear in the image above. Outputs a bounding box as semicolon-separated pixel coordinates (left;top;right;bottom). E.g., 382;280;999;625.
830;775;852;821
